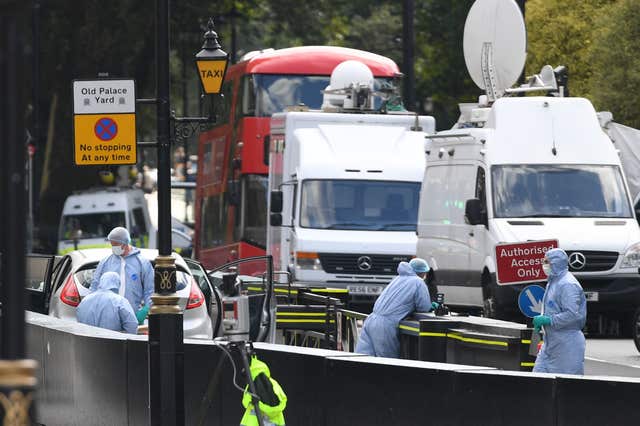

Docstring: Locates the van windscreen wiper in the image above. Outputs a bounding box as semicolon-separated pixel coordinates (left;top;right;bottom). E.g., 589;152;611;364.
510;214;571;218
375;223;416;230
321;222;370;229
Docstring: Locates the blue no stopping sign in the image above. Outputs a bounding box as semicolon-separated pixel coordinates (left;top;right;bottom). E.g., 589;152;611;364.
94;117;118;141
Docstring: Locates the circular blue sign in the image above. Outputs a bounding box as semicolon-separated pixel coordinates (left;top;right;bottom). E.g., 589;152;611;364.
518;284;546;318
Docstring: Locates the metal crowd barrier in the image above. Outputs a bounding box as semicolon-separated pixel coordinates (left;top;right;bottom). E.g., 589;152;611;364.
243;280;536;372
268;288;345;350
399;313;536;371
336;308;368;352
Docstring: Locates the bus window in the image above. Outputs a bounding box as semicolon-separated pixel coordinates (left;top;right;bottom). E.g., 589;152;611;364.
201;195;227;248
236;75;247;121
242;75;257;117
254;75;329;116
213;80;233;124
252;75;397;116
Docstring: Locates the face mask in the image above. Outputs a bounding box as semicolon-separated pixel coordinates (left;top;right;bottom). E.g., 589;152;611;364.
112;245;125;256
542;263;552;276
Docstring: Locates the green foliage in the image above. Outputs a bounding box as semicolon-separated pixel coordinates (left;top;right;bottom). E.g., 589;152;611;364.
415;0;477;128
589;0;640;128
525;0;616;99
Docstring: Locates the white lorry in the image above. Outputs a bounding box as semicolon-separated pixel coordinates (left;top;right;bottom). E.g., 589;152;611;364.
266;61;434;304
416;0;640;333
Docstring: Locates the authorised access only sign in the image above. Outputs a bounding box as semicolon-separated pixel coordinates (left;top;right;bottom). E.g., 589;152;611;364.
72;79;136;165
495;239;558;285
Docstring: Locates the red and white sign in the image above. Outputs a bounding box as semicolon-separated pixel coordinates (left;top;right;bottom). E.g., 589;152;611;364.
495;239;558;285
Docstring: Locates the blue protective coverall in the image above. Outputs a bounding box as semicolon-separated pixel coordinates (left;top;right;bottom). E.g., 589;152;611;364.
355;262;432;358
90;247;154;312
533;248;587;375
78;271;139;334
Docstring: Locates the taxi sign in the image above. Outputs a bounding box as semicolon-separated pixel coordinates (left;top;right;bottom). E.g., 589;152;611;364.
72;79;136;165
196;60;227;94
495;239;558;285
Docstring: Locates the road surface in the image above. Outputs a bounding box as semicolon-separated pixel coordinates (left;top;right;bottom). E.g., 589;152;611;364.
584;338;640;378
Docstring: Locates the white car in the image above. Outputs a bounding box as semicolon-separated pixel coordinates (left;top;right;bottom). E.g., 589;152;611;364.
26;248;212;339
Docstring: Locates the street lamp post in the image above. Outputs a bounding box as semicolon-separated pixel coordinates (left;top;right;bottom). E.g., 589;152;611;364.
0;1;37;424
149;2;227;424
149;0;182;424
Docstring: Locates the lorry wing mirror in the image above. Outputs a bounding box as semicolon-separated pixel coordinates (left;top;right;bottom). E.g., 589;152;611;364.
270;213;283;227
270;191;283;213
465;198;484;225
263;135;270;166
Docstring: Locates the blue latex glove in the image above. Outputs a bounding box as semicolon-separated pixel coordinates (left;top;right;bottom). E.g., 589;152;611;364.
431;301;440;311
136;305;150;325
533;315;551;332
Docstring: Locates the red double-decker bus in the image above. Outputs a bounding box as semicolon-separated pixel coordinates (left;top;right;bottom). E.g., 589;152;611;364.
195;46;402;269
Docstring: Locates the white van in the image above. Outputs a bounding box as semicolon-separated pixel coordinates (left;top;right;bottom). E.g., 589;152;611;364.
416;0;640;332
417;96;640;327
58;187;156;254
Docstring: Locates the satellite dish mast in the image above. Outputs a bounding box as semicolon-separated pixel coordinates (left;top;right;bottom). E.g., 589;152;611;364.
463;0;527;102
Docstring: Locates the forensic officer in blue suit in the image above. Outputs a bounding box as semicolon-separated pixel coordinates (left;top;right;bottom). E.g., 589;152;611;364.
78;271;139;334
533;248;587;375
90;227;155;324
356;258;436;358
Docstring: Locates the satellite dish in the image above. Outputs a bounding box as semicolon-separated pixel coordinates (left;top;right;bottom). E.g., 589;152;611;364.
463;0;526;99
329;60;374;91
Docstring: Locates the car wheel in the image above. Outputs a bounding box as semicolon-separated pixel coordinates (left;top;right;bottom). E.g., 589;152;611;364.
633;307;640;353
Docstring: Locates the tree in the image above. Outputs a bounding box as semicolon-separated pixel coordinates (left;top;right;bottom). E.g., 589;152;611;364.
589;0;640;128
414;0;477;129
525;0;616;99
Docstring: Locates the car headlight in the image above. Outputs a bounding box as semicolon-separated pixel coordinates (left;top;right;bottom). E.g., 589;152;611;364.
621;242;640;268
295;252;323;270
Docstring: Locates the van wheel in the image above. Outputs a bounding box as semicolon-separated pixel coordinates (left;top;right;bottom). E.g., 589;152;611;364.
482;273;504;319
633;308;640;353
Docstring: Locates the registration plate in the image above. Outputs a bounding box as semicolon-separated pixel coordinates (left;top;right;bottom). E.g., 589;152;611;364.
347;285;383;295
584;291;599;302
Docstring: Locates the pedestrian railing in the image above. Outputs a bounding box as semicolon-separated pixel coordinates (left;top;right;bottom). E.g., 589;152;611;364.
336;309;368;352
275;290;344;350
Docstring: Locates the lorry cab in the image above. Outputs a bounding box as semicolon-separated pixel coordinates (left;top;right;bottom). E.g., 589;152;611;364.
58;187;156;254
268;110;433;303
417;96;640;325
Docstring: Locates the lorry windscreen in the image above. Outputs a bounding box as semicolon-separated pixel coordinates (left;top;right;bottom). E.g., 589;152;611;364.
60;212;126;240
251;75;396;116
492;165;632;218
300;180;420;231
